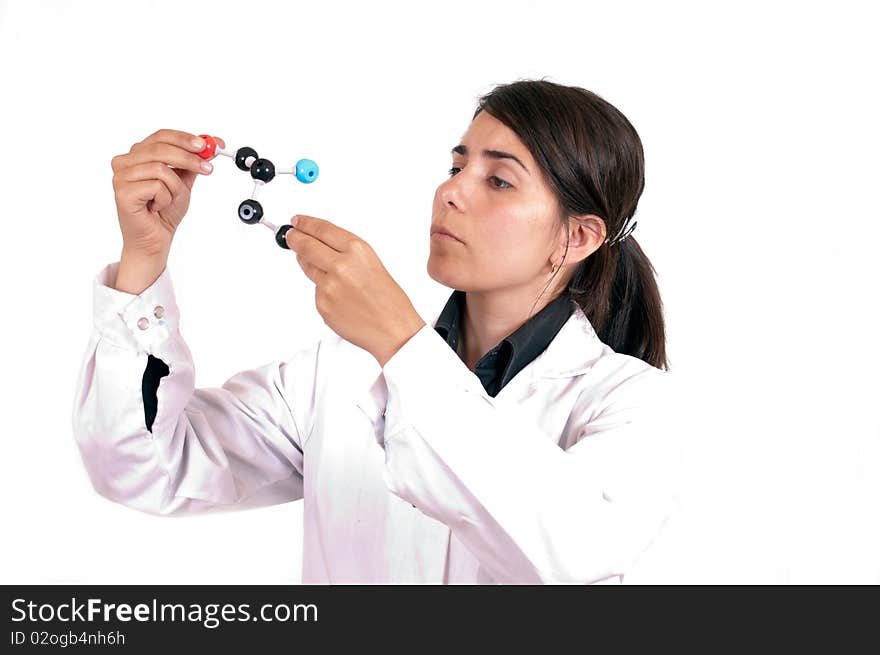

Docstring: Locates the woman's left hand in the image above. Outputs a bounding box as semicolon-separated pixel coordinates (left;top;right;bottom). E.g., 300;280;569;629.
285;214;426;368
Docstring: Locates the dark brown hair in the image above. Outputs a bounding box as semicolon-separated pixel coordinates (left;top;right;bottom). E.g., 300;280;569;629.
474;79;668;370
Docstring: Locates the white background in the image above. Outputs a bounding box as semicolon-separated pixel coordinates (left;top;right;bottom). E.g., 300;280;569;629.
0;0;877;584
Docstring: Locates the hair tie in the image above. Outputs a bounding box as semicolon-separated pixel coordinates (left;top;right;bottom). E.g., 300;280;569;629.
606;218;637;246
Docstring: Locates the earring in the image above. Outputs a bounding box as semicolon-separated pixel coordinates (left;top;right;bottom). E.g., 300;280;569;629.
550;261;560;273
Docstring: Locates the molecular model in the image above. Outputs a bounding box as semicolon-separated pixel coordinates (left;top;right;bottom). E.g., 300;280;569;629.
195;134;319;249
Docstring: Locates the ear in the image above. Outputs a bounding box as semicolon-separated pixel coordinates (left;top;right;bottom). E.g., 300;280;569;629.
554;214;606;266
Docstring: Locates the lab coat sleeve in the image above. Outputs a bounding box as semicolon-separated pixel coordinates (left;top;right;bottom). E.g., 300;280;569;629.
72;261;313;517
380;324;681;584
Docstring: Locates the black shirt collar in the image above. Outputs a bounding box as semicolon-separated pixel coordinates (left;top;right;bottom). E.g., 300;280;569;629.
434;289;575;397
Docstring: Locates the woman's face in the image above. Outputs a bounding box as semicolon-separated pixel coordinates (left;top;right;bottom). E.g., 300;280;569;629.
428;111;563;294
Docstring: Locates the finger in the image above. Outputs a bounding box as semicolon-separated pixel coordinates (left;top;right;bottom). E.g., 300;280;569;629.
291;214;359;253
285;225;341;272
178;137;225;191
148;181;174;214
177;168;198;192
294;253;325;284
137;129;213;155
115;161;186;200
126;142;212;177
118;179;172;215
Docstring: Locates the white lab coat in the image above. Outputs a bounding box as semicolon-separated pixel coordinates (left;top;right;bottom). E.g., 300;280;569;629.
72;260;681;584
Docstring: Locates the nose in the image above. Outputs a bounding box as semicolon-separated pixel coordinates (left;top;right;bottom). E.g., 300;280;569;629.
438;174;464;212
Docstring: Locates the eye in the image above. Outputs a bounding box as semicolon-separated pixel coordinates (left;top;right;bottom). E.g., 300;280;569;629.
448;166;513;190
489;176;512;190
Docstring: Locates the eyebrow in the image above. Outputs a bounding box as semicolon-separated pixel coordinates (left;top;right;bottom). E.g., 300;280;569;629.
451;145;530;176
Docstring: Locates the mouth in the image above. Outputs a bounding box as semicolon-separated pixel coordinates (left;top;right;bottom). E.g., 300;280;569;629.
430;226;464;243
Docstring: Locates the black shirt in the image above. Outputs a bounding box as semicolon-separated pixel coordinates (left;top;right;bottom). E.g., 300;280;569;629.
433;289;575;397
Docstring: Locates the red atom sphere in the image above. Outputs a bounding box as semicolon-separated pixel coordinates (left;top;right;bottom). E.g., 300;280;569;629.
197;134;218;159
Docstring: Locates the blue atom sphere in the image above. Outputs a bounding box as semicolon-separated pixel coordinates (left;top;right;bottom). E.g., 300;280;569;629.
295;159;319;184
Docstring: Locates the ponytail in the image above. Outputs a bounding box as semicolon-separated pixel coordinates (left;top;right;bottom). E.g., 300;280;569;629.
568;236;668;370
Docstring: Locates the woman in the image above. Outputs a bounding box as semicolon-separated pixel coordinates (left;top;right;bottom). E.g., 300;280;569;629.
73;79;679;584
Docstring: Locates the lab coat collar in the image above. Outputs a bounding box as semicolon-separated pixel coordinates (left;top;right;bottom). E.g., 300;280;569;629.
433;288;576;395
354;299;604;427
524;302;605;379
427;293;603;380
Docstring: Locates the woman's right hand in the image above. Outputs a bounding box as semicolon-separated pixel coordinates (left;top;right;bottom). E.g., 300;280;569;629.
111;129;225;259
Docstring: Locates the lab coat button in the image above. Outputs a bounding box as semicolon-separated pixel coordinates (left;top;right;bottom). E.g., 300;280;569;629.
137;317;149;330
153;305;165;319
